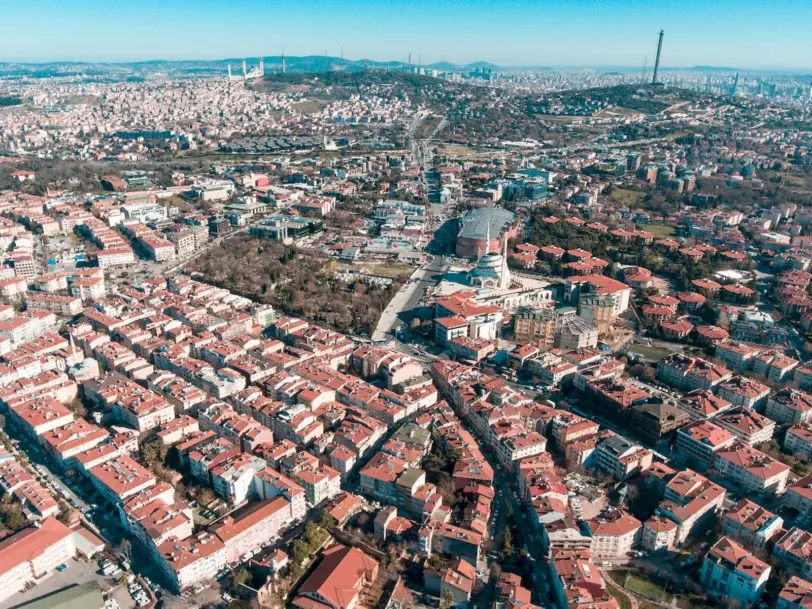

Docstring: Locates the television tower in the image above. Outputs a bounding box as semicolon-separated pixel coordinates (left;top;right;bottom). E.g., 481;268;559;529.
652;30;664;85
731;72;740;97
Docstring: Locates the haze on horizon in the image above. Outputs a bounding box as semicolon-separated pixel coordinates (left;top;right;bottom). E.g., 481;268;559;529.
1;0;811;71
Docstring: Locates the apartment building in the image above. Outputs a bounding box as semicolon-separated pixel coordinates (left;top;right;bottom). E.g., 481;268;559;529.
766;389;812;426
700;536;770;605
656;353;732;392
722;499;784;553
675;420;735;466
786;425;812;460
0;518;77;604
659;469;726;545
592;435;652;481
715;376;771;410
714;442;790;495
777;577;812;609
88;454;157;505
158;531;227;593
714;410;775;446
586;510;642;559
640;516;678;552
211;496;291;564
773;528;812;581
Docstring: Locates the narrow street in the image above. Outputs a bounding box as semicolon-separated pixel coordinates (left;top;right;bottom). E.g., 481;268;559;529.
452;415;556;608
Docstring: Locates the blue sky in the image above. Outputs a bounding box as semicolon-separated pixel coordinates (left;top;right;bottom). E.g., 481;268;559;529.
1;0;811;69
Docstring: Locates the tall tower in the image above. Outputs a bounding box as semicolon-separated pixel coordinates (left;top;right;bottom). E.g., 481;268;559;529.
259;58;264;76
281;49;286;74
227;64;232;80
242;60;247;78
731;72;739;97
652;30;664;85
498;235;511;290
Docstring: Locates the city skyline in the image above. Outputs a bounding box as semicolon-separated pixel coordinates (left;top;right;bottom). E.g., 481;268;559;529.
2;0;812;70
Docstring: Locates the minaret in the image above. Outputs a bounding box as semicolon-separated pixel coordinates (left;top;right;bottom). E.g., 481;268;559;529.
499;235;511;290
484;221;490;256
228;64;232;80
259;58;264;75
281;48;286;74
69;333;79;362
242;60;247;79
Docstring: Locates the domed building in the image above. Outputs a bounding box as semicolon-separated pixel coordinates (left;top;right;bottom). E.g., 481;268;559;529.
468;227;511;290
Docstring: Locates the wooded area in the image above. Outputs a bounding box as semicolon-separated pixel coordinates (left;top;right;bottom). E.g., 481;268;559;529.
191;236;404;336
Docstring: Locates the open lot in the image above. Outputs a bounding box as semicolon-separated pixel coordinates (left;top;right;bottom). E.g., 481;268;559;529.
291;100;327;115
611;571;669;602
608;188;646;207
437;145;474;156
642;224;676;239
624;343;674;362
5;557;135;609
370;263;416;279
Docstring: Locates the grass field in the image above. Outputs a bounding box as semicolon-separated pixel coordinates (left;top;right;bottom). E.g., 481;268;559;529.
437;145;474;156
370;264;415;279
609;188;646;207
642;224;676;238
625;344;674;362
534;113;584;123
292;100;326;115
606;584;632;609
609;571;672;604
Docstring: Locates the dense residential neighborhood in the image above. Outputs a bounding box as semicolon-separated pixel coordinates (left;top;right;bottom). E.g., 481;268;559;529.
1;27;812;609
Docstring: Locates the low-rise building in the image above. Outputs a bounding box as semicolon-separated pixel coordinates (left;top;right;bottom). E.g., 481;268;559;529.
721;499;784;552
700;536;770;605
592;435;652;481
675;420;735;467
715;441;790;495
0;518;77;604
586;510;641;559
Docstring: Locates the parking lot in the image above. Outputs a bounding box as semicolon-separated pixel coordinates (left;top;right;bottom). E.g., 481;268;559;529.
5;556;136;609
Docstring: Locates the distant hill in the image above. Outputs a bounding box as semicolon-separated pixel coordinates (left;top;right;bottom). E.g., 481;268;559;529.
534;83;705;115
0;55;500;76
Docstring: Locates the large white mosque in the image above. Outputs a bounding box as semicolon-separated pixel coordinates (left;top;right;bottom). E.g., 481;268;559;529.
468;224;511;290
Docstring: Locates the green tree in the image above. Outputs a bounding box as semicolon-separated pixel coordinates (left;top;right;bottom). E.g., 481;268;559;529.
233;566;251;587
316;509;338;530
68;398;88;419
140;438;168;468
198;487;216;507
501;528;513;560
440;589;454;609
